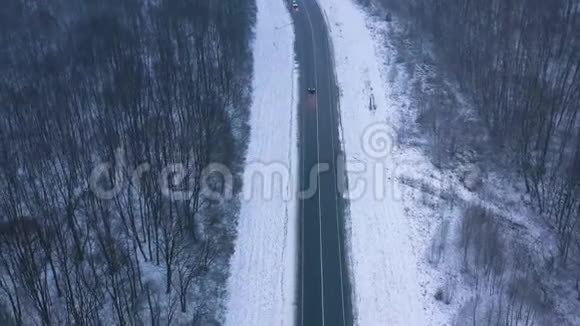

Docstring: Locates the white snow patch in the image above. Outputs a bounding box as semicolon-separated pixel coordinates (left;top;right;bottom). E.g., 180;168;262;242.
224;0;298;325
315;0;446;325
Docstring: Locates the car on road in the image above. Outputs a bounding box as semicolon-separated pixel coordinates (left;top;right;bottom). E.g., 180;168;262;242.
307;87;316;94
292;0;299;11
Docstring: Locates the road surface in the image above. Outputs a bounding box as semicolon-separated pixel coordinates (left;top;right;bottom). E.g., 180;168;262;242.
291;1;353;325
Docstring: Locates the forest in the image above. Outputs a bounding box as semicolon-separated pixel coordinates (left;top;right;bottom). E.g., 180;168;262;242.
386;0;580;268
0;0;255;324
373;0;580;323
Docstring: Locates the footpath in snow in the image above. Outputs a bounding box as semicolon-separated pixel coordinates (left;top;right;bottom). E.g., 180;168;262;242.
315;0;443;324
224;0;298;325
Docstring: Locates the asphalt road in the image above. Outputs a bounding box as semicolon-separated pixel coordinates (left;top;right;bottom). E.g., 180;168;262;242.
290;1;353;325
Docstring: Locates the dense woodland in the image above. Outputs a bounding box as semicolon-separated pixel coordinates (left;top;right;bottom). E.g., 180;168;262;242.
0;0;255;324
373;0;580;324
378;0;580;267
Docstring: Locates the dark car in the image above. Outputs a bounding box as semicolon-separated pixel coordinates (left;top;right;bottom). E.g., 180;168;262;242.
307;87;316;94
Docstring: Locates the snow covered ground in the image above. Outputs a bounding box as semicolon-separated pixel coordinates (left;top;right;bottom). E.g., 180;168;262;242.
224;0;298;325
315;0;447;324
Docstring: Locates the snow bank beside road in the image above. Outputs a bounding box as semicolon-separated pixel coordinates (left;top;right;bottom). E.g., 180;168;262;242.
315;0;444;325
224;0;298;325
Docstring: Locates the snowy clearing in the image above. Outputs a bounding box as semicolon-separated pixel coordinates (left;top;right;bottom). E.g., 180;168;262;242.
224;0;298;325
315;0;446;325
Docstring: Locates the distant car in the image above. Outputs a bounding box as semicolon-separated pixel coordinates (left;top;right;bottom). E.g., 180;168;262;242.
307;87;316;94
292;1;299;10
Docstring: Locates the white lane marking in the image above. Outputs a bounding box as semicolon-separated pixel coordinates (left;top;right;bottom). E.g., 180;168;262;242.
299;21;306;326
304;1;348;325
303;3;325;326
320;10;348;325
